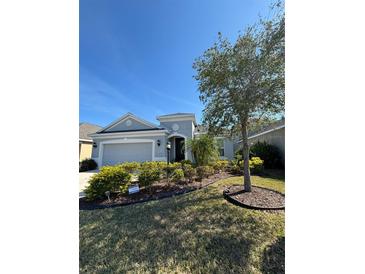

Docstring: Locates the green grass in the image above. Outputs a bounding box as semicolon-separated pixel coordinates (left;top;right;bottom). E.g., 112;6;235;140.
80;173;285;274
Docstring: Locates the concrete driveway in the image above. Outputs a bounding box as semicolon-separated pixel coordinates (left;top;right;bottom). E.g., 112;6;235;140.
79;170;98;198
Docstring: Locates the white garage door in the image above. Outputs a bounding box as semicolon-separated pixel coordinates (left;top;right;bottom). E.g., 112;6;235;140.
102;142;153;166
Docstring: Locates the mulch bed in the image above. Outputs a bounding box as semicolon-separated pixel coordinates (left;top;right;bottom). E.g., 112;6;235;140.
80;172;231;210
223;185;285;210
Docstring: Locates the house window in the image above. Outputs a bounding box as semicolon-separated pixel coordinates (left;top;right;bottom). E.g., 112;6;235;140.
217;138;224;157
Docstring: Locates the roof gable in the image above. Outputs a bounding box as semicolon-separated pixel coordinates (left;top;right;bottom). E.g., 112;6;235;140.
98;113;160;133
79;123;102;140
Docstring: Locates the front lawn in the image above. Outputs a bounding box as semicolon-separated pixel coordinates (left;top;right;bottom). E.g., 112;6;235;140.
79;173;285;274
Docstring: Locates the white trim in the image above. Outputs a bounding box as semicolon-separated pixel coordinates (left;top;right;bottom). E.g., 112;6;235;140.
96;112;159;133
157;114;195;119
98;139;155;167
90;130;168;139
79;138;93;143
157;116;197;125
236;125;285;143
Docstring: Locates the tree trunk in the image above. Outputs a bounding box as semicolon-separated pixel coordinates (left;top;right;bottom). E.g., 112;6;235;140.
241;118;252;192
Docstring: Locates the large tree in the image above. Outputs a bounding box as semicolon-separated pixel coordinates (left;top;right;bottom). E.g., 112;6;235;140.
193;4;284;191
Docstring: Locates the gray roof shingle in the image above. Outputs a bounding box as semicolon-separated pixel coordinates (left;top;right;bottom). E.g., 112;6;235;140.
79;123;102;140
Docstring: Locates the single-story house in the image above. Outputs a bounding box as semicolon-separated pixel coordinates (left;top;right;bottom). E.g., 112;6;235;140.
235;119;285;164
89;112;234;167
79;123;102;162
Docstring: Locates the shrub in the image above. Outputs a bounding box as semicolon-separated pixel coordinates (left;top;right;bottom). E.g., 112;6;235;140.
212;160;229;173
79;158;97;172
183;165;196;183
140;161;160;170
163;162;182;178
186;135;219;166
171;168;185;182
84;166;131;201
196;165;214;181
228;159;243;175
138;168;161;189
249;157;264;175
180;159;193;166
119;162;140;173
236;141;282;169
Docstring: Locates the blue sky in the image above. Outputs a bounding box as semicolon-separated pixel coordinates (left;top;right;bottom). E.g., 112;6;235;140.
80;0;272;127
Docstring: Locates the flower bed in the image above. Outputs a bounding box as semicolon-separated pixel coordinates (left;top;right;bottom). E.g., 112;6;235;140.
80;172;231;210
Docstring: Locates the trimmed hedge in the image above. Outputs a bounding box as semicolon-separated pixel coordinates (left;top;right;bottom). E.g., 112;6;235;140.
171;168;185;182
79;158;97;172
196;166;214;181
183;165;196;183
212;160;229;173
138;168;161;189
228;156;265;175
249;157;264;175
236;141;283;169
119;162;140;173
84;166;131;201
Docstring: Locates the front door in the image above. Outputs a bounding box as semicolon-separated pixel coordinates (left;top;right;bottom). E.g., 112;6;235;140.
175;137;185;162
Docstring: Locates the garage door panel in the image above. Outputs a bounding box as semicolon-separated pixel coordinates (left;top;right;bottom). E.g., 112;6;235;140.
102;142;152;166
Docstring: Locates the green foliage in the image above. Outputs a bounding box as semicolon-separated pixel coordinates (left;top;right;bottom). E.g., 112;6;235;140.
119;161;141;173
141;161;161;170
249;157;264;175
138;168;161;188
79;158;97;172
171;168;185;182
182;165;196;183
84;166;132;201
212;160;229;173
180;159;193;166
163;162;182;178
229;158;243;175
193;3;284;190
186;135;219;166
196;165;214;181
228;156;264;175
80;175;285;273
249;141;283;168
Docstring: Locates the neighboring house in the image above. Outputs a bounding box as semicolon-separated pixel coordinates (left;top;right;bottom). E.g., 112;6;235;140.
235;119;285;164
89;112;235;167
79;123;102;162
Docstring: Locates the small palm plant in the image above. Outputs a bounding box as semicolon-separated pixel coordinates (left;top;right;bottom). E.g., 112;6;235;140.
185;134;219;166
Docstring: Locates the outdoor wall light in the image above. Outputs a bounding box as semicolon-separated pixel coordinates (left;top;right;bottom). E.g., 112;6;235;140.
157;140;161;146
166;141;171;165
93;142;97;148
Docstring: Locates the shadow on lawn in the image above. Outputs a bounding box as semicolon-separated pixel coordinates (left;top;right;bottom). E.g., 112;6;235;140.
261;236;285;274
80;178;284;273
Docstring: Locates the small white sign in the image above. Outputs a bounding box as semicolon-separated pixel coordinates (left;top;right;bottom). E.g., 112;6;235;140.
128;184;140;194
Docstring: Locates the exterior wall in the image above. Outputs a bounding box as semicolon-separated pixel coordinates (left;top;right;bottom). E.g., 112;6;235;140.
105;117;155;132
79;142;93;161
223;138;234;160
159;120;194;139
161;120;194;162
91;135;167;163
248;127;285;164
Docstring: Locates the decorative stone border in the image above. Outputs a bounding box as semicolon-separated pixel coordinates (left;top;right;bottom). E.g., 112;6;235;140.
223;185;285;211
80;174;234;211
